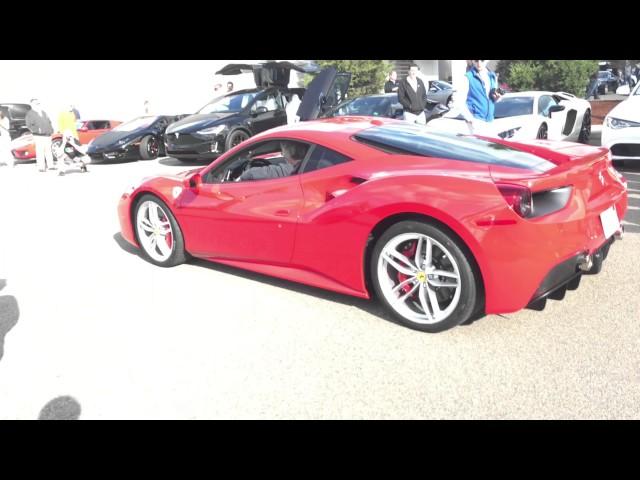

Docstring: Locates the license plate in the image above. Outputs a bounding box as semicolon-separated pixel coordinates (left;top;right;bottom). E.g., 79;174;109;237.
599;205;620;239
105;153;116;159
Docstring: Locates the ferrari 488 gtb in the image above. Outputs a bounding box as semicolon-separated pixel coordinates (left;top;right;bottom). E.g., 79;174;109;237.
118;117;627;332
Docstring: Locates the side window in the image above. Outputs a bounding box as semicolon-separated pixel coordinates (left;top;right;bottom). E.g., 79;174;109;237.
537;96;557;117
204;139;309;184
253;92;279;113
302;145;352;174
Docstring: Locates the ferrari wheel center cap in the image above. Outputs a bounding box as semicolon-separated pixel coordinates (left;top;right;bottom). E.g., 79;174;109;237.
416;271;427;283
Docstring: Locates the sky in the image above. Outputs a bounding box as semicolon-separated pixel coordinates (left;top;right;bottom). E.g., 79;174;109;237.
0;60;304;127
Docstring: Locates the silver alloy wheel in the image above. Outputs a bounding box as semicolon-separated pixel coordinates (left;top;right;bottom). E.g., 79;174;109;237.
136;200;174;262
377;233;461;325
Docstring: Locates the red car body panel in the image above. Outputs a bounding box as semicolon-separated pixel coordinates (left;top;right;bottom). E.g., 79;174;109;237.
118;117;627;313
11;120;121;160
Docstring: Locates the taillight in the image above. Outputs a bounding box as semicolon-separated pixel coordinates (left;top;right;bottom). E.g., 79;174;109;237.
496;183;533;218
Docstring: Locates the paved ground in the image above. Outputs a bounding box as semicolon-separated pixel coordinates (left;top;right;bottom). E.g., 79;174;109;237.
0;139;638;419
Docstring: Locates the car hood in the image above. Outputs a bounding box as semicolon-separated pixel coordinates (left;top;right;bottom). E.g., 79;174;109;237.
607;96;640;122
89;130;141;149
166;113;236;134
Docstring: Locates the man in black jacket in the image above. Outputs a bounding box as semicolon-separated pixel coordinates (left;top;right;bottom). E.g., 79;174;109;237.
384;71;398;93
25;98;55;172
397;64;427;124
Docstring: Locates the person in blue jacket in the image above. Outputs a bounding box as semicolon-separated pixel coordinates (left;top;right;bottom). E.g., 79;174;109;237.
457;60;502;133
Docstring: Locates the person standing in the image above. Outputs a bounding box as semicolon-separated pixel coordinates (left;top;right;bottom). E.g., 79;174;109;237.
384;71;398;93
25;98;55;172
397;64;428;124
58;106;79;141
585;72;600;100
226;81;234;93
0;111;14;168
456;59;501;133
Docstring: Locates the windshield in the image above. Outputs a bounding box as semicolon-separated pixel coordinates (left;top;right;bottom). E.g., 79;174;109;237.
494;97;534;118
198;92;258;114
113;116;157;132
332;96;394;117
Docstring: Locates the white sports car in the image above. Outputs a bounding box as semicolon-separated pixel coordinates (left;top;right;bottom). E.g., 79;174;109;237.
429;91;592;143
602;81;640;163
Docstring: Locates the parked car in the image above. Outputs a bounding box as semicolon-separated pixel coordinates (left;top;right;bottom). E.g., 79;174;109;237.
321;93;449;123
427;80;455;107
87;115;186;162
428;91;592;143
164;61;350;162
602;80;640;164
11;119;122;161
597;71;619;95
117;117;626;333
0;103;31;140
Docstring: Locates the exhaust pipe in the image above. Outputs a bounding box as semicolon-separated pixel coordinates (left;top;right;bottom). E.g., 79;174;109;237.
614;224;624;240
578;253;593;272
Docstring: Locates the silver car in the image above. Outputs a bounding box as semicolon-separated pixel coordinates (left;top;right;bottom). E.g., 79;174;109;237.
427;80;455;107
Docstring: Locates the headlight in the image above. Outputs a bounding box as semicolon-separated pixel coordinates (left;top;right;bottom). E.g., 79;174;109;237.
197;124;225;135
605;117;640;129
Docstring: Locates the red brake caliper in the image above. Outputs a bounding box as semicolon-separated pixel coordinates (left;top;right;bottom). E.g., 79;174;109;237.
161;213;173;248
397;241;417;294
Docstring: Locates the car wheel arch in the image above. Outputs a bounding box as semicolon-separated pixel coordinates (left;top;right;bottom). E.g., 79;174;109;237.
362;210;487;312
129;189;188;251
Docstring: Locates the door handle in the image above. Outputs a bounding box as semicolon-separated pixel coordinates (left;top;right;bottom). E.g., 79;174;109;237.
275;209;290;216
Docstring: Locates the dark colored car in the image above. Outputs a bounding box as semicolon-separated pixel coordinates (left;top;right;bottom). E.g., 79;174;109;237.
87;115;187;162
427;80;455;107
597;71;619;95
165;61;351;162
0;103;31;139
322;93;449;123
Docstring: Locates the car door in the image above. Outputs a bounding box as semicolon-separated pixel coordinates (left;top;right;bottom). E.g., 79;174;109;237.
177;139;304;263
246;91;287;134
297;67;352;121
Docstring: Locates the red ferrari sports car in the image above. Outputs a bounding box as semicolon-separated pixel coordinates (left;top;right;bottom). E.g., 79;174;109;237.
117;117;627;332
11;119;121;161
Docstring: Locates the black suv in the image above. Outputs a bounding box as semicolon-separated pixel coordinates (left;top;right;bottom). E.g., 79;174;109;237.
0;103;31;139
165;62;350;162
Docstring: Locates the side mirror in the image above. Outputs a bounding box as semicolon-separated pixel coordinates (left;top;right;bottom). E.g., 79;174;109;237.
547;105;565;117
79;127;88;132
429;87;438;92
184;172;202;192
252;106;268;116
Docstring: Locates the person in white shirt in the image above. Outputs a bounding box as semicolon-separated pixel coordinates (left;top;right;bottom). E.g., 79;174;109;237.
0;111;14;168
285;94;301;124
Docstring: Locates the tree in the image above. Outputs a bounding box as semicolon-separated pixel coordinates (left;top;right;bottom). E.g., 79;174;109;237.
304;60;392;97
496;60;599;96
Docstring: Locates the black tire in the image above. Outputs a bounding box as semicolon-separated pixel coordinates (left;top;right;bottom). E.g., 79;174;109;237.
370;220;480;333
139;135;159;160
536;123;548;140
133;194;187;268
578;109;591;144
224;129;250;151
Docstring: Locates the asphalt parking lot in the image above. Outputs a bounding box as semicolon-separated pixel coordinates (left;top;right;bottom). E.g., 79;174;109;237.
0;133;638;419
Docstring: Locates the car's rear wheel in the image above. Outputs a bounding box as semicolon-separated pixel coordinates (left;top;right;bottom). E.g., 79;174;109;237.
370;220;480;333
225;130;249;151
134;194;187;267
139;135;159;160
536;123;548;139
578;109;591;143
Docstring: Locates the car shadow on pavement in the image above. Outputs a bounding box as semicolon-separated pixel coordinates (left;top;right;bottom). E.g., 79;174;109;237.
112;233;402;326
38;396;82;420
0;279;19;364
158;157;210;167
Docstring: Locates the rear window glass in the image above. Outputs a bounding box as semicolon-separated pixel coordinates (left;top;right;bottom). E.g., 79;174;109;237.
353;124;556;172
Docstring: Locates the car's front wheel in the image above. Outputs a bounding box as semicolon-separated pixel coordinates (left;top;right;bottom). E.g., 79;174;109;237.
134;194;187;267
370;220;480;333
536;123;548;139
578;109;591;143
225;130;250;151
139;135;159;160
